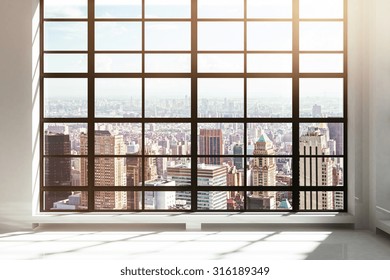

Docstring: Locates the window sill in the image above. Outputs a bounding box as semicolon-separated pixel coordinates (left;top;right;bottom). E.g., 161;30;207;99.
32;212;355;230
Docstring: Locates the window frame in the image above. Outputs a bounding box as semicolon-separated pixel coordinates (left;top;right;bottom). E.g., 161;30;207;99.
40;0;348;212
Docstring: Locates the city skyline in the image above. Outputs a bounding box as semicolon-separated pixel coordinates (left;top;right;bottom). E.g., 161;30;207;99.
44;121;343;211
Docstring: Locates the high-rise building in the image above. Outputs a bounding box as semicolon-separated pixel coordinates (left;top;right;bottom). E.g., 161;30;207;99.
328;123;343;155
92;130;127;210
233;144;244;169
44;133;72;209
227;165;242;186
251;133;276;186
80;132;88;187
126;156;142;187
299;126;335;210
198;129;223;164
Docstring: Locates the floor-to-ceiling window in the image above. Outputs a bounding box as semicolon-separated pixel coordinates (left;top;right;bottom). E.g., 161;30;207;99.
41;0;347;212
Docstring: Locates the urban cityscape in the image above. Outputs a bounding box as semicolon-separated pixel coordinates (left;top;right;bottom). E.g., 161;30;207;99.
43;102;344;211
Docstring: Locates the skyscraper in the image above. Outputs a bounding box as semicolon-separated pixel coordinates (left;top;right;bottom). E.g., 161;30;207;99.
233;144;244;169
251;133;276;186
198;129;223;164
93;130;127;210
299;126;335;210
44;133;72;209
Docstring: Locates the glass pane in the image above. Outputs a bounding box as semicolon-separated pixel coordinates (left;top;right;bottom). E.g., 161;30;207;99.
95;22;142;51
198;0;244;19
145;54;191;73
145;123;191;155
145;78;191;118
144;157;192;184
247;0;292;19
247;157;292;186
198;22;244;51
300;54;344;73
300;22;343;51
247;54;292;73
198;123;244;155
44;191;88;211
95;54;142;73
95;123;142;155
300;0;344;19
300;123;344;155
44;78;87;118
299;191;344;210
145;22;191;51
95;191;142;210
145;191;191;210
247;78;292;118
300;78;343;118
247;22;292;51
95;78;142;118
247;191;293;210
198;54;244;73
198;78;244;118
44;0;87;18
44;157;88;186
198;158;244;186
198;191;244;210
44;123;88;155
95;0;142;18
45;54;87;73
145;0;191;18
44;22;87;51
247;123;293;155
300;157;344;186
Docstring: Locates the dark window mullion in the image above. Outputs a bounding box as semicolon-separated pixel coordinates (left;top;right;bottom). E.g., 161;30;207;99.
191;0;198;211
87;0;95;211
292;0;300;211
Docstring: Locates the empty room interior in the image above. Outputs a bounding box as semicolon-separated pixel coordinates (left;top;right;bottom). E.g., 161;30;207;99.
1;0;390;261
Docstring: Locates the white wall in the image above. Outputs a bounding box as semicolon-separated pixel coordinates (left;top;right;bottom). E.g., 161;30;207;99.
369;0;390;225
0;0;39;230
0;0;388;231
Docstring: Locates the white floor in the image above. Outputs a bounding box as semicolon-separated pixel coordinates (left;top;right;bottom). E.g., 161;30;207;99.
1;225;389;260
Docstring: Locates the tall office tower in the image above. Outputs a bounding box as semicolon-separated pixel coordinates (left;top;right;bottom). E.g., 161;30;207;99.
127;191;141;210
144;157;158;181
334;191;344;210
79;133;88;208
94;130;127;210
233;144;244;169
328;123;343;155
44;133;72;209
251;133;276;186
299;127;335;210
300;126;330;156
198;129;223;164
227;165;242;186
126;156;142;187
328;139;337;156
312;104;322;117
